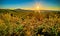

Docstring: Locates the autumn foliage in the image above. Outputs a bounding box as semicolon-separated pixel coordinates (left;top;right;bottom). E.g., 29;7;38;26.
0;9;60;36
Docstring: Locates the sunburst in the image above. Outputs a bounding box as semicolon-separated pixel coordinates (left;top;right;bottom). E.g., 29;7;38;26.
34;2;40;13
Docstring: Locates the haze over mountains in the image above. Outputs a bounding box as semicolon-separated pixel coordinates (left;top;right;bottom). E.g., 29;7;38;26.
0;8;60;13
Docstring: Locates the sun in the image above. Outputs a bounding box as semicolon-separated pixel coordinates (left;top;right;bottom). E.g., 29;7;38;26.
36;5;40;10
34;2;40;13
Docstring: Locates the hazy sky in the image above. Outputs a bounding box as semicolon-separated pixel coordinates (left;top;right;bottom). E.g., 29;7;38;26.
0;0;60;10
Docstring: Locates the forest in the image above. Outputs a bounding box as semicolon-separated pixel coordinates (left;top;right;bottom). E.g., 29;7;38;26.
0;9;60;36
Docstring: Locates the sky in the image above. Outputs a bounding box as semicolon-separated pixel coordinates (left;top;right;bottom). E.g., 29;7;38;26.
0;0;60;10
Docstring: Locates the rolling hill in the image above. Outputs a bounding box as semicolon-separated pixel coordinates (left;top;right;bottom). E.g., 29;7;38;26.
0;9;60;36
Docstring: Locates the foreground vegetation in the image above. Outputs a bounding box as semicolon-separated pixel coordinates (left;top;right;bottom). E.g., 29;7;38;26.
0;9;60;36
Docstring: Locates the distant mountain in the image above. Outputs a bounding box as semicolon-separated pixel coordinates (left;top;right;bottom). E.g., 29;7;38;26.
0;9;60;13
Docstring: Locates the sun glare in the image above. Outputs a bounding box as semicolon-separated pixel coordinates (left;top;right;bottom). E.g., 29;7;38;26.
34;2;41;13
36;5;40;10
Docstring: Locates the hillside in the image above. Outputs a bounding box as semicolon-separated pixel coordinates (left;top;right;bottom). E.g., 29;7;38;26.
0;9;60;36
